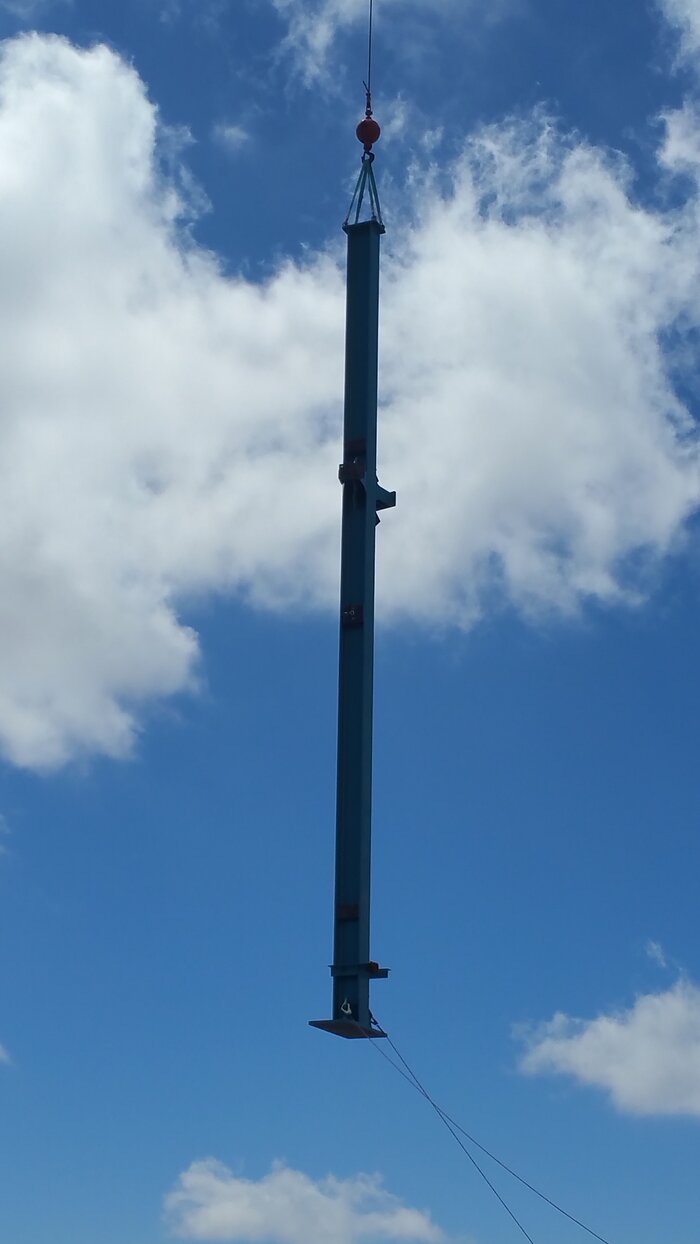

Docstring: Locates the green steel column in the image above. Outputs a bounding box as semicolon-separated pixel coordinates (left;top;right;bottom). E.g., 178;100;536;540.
311;214;395;1040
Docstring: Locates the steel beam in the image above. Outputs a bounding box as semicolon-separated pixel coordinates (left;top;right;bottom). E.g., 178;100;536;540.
310;216;395;1040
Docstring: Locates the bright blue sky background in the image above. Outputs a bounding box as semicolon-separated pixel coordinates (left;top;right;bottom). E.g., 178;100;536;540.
1;2;700;1243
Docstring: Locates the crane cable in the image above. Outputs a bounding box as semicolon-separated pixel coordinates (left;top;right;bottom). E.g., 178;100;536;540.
364;0;374;114
371;1029;536;1244
369;1016;614;1244
368;0;374;100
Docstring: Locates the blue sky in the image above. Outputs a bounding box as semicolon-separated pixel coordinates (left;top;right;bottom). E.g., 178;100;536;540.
1;1;700;1242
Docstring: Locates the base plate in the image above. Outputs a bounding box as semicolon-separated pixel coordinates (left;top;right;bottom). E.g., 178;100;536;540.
309;1018;387;1040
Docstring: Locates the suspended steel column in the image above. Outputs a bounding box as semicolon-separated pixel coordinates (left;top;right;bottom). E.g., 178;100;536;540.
310;109;395;1040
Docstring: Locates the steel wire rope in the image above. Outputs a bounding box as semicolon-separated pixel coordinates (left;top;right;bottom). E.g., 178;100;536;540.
368;1018;614;1244
368;1030;536;1244
367;0;374;101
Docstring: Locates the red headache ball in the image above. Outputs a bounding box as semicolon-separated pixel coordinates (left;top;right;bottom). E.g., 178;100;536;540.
356;116;381;150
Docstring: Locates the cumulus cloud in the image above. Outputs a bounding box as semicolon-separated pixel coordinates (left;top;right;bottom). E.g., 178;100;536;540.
164;1160;443;1243
519;981;700;1117
660;99;700;172
0;33;345;769
0;35;700;768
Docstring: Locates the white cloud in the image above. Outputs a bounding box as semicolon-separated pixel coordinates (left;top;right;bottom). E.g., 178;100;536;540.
0;37;699;768
660;100;700;171
0;1043;11;1064
0;33;346;769
165;1160;443;1243
519;981;700;1117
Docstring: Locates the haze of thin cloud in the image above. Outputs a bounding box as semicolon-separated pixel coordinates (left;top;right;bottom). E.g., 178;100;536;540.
270;0;369;85
646;939;668;968
269;0;505;84
659;0;700;61
520;980;700;1117
165;1160;444;1243
1;34;700;768
213;121;249;151
0;0;69;17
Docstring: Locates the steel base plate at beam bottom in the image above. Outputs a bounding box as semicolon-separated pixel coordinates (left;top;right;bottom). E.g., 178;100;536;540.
308;1018;387;1039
